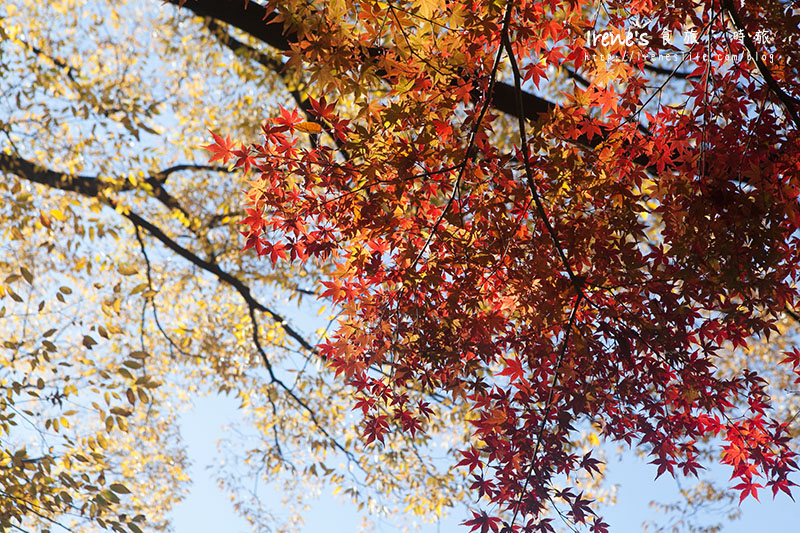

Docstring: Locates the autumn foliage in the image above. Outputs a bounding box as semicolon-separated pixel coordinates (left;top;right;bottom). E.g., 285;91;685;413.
217;0;800;530
0;0;799;530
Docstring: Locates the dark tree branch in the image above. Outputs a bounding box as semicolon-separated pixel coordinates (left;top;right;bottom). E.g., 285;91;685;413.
0;153;114;198
167;0;556;122
0;153;226;200
0;152;317;353
151;163;231;183
121;209;315;352
721;0;800;129
144;164;231;227
562;65;590;87
0;151;368;469
204;19;349;156
205;19;284;72
644;63;698;79
502;11;581;291
168;0;291;52
166;0;660;175
134;225;207;360
205;210;244;228
0;152;234;230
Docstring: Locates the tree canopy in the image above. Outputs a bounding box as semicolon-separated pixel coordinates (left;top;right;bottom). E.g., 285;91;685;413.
0;0;799;532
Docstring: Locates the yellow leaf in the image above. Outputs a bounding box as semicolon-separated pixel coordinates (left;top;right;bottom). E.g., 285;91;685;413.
118;265;138;276
38;210;52;228
109;483;131;494
328;0;345;22
130;282;148;295
416;0;443;18
296;121;323;134
137;388;149;403
19;267;33;284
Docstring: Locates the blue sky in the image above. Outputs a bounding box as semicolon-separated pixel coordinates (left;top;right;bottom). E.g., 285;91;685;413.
172;395;798;533
169;292;799;533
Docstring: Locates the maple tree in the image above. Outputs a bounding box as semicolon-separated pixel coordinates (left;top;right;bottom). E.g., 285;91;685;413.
0;0;798;532
222;0;800;531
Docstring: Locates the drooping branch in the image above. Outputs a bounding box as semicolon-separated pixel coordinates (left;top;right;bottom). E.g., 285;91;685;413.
501;9;581;291
121;209;316;352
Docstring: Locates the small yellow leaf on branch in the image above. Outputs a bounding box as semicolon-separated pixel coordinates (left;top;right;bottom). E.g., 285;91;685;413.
118;265;138;276
296;121;323;134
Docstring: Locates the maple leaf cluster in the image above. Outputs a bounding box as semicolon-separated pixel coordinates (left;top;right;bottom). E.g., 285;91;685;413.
214;0;800;529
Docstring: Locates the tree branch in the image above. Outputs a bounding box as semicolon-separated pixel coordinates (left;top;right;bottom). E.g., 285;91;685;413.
0;152;317;353
167;0;556;122
166;0;660;175
721;0;800;129
0;151;370;470
203;19;349;156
